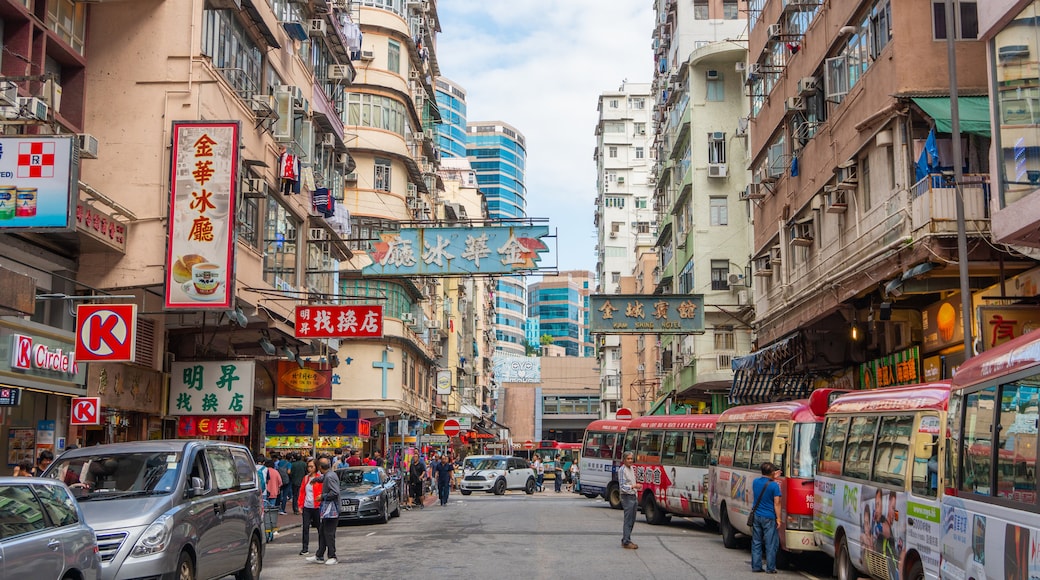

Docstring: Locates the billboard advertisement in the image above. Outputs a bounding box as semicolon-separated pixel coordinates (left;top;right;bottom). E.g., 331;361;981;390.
294;305;383;338
165;121;239;310
493;354;541;383
0;136;77;230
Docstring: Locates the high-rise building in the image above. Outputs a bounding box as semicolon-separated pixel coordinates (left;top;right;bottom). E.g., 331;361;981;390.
528;271;593;357
467;121;529;356
435;77;468;159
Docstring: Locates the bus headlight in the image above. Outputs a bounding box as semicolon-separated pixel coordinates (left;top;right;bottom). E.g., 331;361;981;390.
786;514;814;531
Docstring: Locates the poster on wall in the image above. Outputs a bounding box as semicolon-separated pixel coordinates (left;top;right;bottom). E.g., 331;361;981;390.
7;428;34;466
164;121;239;310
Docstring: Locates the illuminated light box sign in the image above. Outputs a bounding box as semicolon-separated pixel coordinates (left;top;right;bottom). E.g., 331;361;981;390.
0;136;77;231
168;360;254;415
295;305;382;338
589;294;705;334
362;225;549;276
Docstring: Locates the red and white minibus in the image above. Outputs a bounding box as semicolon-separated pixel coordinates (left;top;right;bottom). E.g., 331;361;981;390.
621;414;718;524
579;419;630;508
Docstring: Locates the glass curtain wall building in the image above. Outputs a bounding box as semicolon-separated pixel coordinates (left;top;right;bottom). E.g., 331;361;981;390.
435;77;468;159
528;271;593;357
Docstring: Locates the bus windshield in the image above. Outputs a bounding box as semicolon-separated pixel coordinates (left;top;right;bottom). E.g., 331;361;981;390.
790;422;821;478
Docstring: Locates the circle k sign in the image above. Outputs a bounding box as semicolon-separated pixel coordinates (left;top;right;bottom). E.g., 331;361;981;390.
75;304;137;362
70;397;101;425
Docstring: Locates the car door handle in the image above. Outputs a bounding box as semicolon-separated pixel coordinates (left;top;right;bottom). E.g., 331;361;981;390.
47;539;60;551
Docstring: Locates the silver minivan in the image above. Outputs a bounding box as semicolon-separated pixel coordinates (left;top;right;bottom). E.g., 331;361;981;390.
44;440;264;580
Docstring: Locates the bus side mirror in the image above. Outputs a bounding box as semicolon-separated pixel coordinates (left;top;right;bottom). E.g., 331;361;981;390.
772;436;787;455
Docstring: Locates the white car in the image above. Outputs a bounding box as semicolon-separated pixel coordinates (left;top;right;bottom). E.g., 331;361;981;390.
460;456;536;495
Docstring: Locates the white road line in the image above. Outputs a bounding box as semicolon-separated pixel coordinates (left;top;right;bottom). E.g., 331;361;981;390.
366;531;377;537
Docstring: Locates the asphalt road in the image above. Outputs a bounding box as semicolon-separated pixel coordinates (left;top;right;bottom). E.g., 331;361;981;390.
250;490;835;579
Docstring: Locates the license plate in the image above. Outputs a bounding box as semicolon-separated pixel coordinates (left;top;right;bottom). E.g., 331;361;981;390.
341;504;357;512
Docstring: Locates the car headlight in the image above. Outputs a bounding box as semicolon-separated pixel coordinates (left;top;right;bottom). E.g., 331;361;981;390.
360;496;378;504
131;515;173;557
485;474;498;480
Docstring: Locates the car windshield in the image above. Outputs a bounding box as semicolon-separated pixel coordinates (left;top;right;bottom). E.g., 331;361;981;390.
46;452;181;499
474;459;507;470
339;469;380;487
463;457;488;470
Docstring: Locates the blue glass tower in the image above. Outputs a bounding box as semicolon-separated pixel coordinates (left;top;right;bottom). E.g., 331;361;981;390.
434;78;468;159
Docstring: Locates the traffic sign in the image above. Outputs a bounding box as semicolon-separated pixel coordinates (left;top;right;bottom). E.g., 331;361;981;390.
75;304;137;362
615;407;633;421
70;397;101;425
524;440;534;450
442;418;461;437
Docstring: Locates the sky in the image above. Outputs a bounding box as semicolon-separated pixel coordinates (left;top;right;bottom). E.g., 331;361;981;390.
435;2;655;276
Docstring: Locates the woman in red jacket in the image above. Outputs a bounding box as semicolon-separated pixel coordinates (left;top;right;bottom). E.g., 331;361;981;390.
297;459;322;556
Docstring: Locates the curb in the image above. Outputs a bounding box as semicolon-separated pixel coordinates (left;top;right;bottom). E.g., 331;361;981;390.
268;495;437;535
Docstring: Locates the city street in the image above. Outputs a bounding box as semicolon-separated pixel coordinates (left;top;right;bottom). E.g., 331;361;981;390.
251;490;833;579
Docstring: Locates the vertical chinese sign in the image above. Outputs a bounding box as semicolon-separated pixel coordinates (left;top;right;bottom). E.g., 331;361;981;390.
165;122;239;309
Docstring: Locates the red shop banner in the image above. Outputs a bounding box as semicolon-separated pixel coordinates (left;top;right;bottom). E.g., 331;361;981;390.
178;416;249;437
295;305;383;338
277;360;333;399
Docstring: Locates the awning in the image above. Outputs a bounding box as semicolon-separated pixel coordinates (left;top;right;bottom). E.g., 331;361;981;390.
912;97;991;137
885;261;938;295
459;404;482;418
728;370;814;405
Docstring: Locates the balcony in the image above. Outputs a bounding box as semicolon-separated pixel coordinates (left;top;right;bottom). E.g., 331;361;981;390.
910;173;990;236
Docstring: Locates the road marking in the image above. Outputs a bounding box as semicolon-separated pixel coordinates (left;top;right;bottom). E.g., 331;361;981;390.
366;532;377;537
799;572;822;580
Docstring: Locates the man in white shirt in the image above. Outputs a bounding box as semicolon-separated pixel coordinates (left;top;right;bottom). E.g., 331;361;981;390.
618;451;638;549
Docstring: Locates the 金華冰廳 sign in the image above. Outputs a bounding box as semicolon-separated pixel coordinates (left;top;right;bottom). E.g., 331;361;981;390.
362;225;549;276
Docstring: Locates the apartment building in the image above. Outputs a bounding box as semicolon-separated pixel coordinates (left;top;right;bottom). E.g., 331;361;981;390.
649;0;753;414
527;270;593;358
737;0;1034;403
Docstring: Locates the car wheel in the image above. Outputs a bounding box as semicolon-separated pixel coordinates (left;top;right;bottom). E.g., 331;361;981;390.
607;484;622;510
391;499;401;518
836;535;856;580
525;477;536;494
493;478;507;495
643;494;668;525
235;534;262;580
380;498;390;524
177;551;195;580
461;490;472;496
720;506;738;549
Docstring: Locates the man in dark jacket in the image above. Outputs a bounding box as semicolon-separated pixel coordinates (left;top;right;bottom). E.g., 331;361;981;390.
305;458;341;566
289;453;307;515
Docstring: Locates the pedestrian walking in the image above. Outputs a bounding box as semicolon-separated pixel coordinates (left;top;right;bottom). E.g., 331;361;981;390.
435;455;454;506
408;451;427;509
297;459;321;556
618;451;638;549
345;449;362;467
306;458;340;566
750;462;783;574
289;453;307;515
553;455;564;493
274;454;292;514
534;456;544;492
568;462;579;493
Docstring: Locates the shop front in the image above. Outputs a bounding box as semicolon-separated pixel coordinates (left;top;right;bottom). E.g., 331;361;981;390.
81;363;165;445
265;409;369;458
168;360;254;446
0;317;86;473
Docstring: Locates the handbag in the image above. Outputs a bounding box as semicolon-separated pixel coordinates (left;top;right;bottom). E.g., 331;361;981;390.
746;478;767;528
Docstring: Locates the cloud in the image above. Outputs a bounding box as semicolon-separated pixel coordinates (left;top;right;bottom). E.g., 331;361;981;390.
436;1;654;272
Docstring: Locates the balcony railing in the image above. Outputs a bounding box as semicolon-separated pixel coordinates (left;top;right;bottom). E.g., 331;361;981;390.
910;173;990;235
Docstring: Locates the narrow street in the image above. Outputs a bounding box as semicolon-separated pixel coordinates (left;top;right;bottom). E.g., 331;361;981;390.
252;491;833;579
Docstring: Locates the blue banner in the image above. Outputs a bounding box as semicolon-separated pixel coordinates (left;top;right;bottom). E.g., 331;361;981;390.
362;226;549;276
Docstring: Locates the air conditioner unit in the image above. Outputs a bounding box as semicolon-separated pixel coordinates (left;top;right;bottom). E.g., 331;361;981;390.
400;312;415;324
77;133;99;160
826;189;849;213
748;63;762;75
410;70;422;81
407;197;421;209
617;176;625;184
426;320;442;330
41;79;61;112
407;183;418;197
767;24;783;39
735;62;746;73
250;94;276;118
344;172;358;183
0;82;17;108
706;69;720;80
736;289;749;305
320;133;335;147
727;273;744;287
277;85;306;110
19;97;47;121
309;19;327;36
359;50;375;61
797;76;819;95
707;163;728;178
754;257;773;277
609;231;617;239
741;183;765;200
785;96;805;112
791;222;814;246
285;228;297;241
309;227;329;241
328;64;351;80
242;177;265;198
836;164;859;189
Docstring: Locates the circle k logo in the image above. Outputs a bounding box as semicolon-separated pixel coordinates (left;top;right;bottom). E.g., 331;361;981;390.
10;334;79;376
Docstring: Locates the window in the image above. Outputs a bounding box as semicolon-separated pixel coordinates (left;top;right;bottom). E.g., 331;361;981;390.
679;260;694;294
734;424;756;468
236;194;259;248
374;158;391;192
996;381;1038;500
716;425;739;466
205;448;238;492
714;325;735;350
611;221;622;234
723;0;739;19
819;416;850;475
791;422;822;478
630;97;645;109
751;423;776;467
604;121;625;133
345;93;407;135
604;196;625;208
611;271;621;284
635;197;648;209
691;433;711;467
230;448;257;490
263;200;299;289
709;197;728;226
635;147;645;159
911;414;941;497
637;430;664;463
610;99;619;108
825;55;850;103
202;7;263;98
662;431;687;464
46;0;87;55
872;415;912;486
707;78;725;102
694;0;709;19
637;221;651;233
609;146;618;158
33;484;78;527
869;1;892;58
388;39;401;74
0;485;46;538
708;135;727;164
933;1;978;40
634;122;647;136
844;416;879;480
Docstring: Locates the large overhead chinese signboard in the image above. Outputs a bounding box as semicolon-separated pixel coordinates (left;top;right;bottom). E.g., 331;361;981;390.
165;121;239;310
588;294;705;334
361;225;549;276
168;360;254;415
295;305;383;338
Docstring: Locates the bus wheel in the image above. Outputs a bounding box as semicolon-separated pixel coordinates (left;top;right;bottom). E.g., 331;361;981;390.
836;536;856;580
643;495;668;525
719;507;738;549
905;559;924;580
607;485;622;510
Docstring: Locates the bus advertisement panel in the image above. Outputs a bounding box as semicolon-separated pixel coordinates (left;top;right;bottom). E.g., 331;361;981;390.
622;415;718;524
942;329;1040;580
579;419;630;508
710;390;835;556
812;383;949;580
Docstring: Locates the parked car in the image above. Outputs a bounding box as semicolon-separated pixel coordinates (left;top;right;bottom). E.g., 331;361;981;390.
0;476;101;579
335;466;400;524
460;456;536;495
43;440;264;580
460;454;495;477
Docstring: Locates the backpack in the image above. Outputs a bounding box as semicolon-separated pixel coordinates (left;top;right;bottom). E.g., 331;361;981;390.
276;462;291;486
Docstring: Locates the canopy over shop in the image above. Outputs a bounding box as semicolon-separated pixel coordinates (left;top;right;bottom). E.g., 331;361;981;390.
264;408;369;456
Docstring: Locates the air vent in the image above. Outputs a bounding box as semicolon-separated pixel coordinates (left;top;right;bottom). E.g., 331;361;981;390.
133;317;159;370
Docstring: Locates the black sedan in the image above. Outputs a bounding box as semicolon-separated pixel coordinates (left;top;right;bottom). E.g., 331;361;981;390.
335;466;400;524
